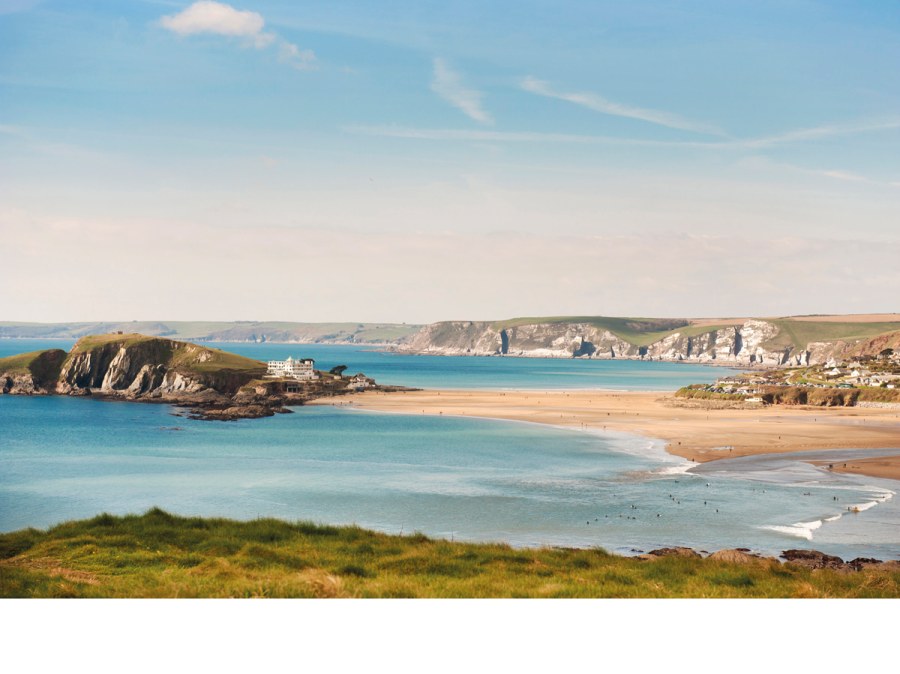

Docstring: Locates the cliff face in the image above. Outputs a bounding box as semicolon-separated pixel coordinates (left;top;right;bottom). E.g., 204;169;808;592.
0;349;68;395
398;319;899;367
0;333;399;420
0;335;265;400
51;336;266;400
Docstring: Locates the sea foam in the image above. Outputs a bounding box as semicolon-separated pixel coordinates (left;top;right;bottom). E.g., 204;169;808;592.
761;519;823;540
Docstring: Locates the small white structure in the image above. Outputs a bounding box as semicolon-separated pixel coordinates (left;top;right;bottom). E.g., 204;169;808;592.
266;356;317;380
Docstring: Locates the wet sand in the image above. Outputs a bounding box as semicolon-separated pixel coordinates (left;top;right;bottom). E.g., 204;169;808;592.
314;389;900;481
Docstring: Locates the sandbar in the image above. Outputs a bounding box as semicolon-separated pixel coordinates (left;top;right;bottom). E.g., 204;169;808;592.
311;389;900;481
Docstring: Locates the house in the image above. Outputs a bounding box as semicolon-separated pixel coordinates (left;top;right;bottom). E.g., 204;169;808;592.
266;356;317;380
348;373;371;390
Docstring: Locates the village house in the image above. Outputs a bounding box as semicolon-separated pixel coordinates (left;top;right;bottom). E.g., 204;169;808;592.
266;356;317;381
348;373;371;390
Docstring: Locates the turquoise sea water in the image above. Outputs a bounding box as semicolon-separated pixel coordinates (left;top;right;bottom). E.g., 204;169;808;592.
1;339;898;558
0;339;736;391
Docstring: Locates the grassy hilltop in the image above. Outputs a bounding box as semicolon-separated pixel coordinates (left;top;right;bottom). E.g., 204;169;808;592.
491;315;900;349
0;333;267;392
1;510;897;598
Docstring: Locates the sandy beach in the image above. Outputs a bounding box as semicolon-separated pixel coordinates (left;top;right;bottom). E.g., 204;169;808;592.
314;389;900;481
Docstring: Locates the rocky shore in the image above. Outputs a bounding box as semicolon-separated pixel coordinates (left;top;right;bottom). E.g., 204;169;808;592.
396;317;900;367
642;546;898;570
0;333;409;421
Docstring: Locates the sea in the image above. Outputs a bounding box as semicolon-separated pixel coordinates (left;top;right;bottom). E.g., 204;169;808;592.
1;338;898;559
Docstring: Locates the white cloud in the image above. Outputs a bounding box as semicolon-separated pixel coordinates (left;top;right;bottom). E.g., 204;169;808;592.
819;169;867;183
159;1;315;69
160;1;272;46
431;58;493;125
739;117;900;148
521;76;724;136
278;41;316;71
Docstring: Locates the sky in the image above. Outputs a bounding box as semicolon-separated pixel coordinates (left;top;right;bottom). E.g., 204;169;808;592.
1;0;899;323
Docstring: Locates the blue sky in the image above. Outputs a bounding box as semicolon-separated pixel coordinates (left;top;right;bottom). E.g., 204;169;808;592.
2;1;899;322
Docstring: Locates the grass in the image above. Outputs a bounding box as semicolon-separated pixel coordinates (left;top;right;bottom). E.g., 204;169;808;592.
490;316;900;350
0;348;67;383
66;333;265;376
169;343;265;375
1;509;897;598
69;333;161;352
489;316;751;347
675;386;748;401
491;316;692;347
764;319;900;350
0;350;51;374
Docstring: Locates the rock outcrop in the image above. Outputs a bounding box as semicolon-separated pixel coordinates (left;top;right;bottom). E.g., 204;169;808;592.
398;318;900;367
1;334;394;421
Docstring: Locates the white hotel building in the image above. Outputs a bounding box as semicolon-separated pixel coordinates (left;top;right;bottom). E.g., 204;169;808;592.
266;356;317;380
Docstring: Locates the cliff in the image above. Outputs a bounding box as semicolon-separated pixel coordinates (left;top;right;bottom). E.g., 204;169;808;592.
396;316;900;367
0;334;390;420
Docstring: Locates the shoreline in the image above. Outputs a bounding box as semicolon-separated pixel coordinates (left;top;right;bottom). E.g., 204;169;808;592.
311;388;900;482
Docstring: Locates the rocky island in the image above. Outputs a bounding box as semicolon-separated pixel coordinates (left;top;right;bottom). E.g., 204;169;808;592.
0;333;396;420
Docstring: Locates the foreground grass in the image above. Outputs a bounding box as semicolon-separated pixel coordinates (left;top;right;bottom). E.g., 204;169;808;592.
1;509;897;598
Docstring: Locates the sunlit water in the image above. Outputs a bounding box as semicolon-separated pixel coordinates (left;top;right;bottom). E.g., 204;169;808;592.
0;339;737;391
1;394;897;559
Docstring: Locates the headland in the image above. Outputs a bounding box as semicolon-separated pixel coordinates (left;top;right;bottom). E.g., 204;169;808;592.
0;333;401;420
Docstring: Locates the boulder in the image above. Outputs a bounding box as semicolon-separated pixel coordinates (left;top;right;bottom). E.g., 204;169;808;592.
780;549;845;570
645;547;702;559
708;549;769;565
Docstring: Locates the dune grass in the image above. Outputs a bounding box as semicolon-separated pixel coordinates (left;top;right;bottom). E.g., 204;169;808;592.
1;509;897;598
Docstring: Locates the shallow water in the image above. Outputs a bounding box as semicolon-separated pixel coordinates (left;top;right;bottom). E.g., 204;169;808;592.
1;395;896;559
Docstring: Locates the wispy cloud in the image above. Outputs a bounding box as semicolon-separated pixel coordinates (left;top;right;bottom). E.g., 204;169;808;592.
348;116;900;155
344;124;714;147
159;1;315;70
737;117;900;148
431;58;492;125
819;169;867;183
521;76;724;136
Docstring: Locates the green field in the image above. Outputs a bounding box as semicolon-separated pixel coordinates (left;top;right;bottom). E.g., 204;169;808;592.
0;348;68;384
764;319;900;350
0;349;51;374
491;316;692;347
1;510;896;598
488;315;900;349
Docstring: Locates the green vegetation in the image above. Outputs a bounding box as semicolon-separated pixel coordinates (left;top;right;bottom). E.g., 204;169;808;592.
2;510;897;598
69;333;160;352
0;349;53;374
67;334;265;377
0;348;67;383
171;344;265;376
675;386;748;402
492;316;691;347
858;387;900;404
765;319;900;350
